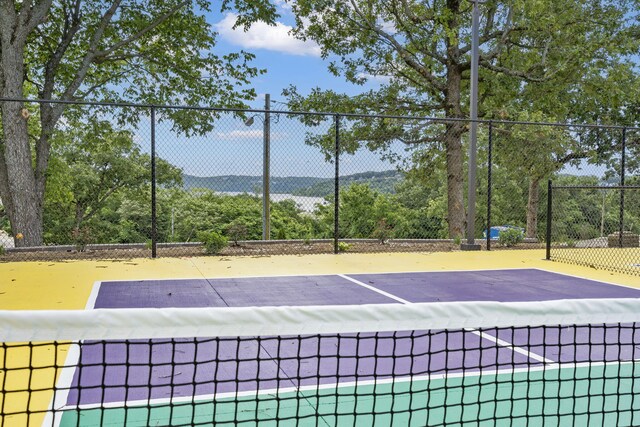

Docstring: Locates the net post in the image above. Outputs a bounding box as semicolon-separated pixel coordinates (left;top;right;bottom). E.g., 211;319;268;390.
619;127;626;249
486;121;493;251
334;114;340;254
546;180;552;260
151;106;157;259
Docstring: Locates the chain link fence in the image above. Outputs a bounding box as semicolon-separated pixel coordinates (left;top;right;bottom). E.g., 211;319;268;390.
546;127;640;275
1;98;638;264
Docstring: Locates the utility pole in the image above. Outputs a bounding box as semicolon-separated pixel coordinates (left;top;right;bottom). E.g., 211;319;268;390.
462;0;483;251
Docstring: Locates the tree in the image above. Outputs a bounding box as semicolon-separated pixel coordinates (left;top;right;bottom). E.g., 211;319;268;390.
285;0;637;238
0;0;276;246
44;116;182;244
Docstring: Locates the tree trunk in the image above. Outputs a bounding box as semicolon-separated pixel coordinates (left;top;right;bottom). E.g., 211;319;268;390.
444;122;466;238
0;40;44;247
0;102;44;247
443;57;465;239
526;177;540;239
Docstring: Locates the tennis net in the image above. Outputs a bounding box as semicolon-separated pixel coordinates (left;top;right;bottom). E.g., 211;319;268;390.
2;298;640;426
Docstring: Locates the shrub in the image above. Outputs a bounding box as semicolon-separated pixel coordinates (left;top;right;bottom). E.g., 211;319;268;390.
0;245;4;256
71;226;92;252
226;222;248;246
498;228;524;247
198;230;228;254
337;241;351;252
453;235;461;245
371;218;394;244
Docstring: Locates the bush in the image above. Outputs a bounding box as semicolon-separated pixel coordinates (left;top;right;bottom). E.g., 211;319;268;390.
198;230;228;254
226;222;248;246
371;218;393;244
337;241;351;252
498;228;524;247
71;226;92;252
0;245;4;256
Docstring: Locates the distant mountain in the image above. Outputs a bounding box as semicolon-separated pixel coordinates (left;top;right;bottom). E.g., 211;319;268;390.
293;170;404;197
183;175;327;194
182;170;403;196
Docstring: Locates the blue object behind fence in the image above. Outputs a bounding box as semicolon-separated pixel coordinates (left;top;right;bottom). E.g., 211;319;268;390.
484;225;525;240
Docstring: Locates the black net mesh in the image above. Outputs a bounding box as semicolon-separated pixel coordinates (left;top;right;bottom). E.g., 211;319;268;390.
3;322;640;426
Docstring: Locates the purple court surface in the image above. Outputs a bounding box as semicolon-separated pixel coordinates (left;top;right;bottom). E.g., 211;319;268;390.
66;268;640;408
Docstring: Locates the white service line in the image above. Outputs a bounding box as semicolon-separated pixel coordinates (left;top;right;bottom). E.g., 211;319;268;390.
338;274;411;304
467;328;555;364
340;273;555;365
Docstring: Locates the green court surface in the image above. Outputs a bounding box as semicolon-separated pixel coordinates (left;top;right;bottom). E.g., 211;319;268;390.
58;362;640;427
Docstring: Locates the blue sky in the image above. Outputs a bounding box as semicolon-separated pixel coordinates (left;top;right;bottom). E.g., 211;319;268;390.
158;3;403;178
208;3;375;108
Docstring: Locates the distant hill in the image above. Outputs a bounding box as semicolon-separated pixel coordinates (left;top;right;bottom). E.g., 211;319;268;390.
182;170;403;196
293;170;403;197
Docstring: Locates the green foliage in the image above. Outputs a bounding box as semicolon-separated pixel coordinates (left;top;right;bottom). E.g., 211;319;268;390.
337;242;351;252
0;205;9;234
43;117;182;245
0;245;4;256
372;219;394;244
198;230;228;255
227;221;249;246
498;228;524;247
285;0;640;240
453;236;461;245
0;0;279;247
71;227;92;252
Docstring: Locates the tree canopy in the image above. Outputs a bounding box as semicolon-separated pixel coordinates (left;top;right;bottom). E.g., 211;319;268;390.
283;0;640;238
0;0;277;246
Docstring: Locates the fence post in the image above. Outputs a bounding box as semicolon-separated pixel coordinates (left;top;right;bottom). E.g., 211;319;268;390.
334;114;340;254
619;127;626;249
546;180;552;260
150;106;157;258
486;121;493;251
263;94;271;241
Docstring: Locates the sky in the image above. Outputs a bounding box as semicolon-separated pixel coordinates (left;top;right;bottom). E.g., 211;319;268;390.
157;2;404;178
208;2;368;109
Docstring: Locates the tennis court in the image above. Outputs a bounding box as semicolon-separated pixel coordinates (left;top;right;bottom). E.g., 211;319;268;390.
0;265;637;426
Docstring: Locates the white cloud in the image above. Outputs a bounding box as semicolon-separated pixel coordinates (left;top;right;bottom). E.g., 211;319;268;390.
214;129;285;140
215;13;321;57
273;0;293;12
356;72;392;84
215;129;263;139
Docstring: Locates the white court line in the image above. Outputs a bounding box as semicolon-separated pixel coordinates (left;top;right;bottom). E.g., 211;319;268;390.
467;329;555;364
42;282;102;427
57;359;637;412
85;281;102;310
93;267;533;284
340;273;555;365
338;274;411;304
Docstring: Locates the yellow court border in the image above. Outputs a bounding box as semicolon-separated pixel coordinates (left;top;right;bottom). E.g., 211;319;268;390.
1;249;640;426
2;250;640;311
